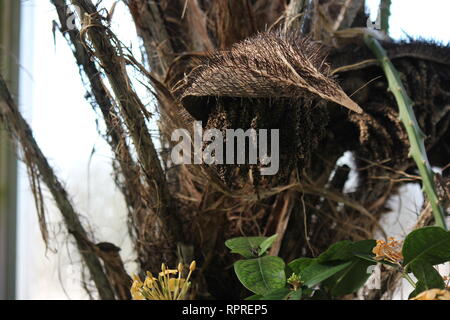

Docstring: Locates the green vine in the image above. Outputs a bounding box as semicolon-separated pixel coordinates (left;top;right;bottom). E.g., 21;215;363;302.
364;34;447;230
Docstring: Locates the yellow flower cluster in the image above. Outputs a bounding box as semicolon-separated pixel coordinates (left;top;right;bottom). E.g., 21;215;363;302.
372;237;403;265
131;261;196;300
410;289;450;300
287;273;302;291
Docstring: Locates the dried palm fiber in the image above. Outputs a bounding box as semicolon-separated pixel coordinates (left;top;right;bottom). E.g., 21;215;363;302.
319;39;450;230
175;31;362;119
330;40;450;171
212;0;256;49
173;31;362;185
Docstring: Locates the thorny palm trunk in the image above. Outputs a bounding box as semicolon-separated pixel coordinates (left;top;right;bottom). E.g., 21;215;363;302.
0;0;449;299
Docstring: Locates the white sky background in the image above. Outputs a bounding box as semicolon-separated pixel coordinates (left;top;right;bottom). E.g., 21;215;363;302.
16;0;450;299
367;0;450;41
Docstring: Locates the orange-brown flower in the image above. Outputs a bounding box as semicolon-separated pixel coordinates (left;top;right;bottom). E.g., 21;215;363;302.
372;237;403;264
410;289;450;300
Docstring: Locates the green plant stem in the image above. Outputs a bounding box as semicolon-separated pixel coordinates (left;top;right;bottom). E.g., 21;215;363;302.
379;0;391;34
364;35;447;230
402;272;416;289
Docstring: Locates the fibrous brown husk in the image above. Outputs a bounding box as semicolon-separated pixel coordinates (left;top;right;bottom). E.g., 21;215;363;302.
170;31;360;185
174;31;362;122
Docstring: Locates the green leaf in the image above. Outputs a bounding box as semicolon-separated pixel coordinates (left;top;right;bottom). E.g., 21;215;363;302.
315;240;376;263
410;261;445;294
288;257;315;276
403;227;450;267
258;234;278;256
285;289;302;300
316;241;353;263
327;258;375;297
323;240;377;297
234;256;286;295
259;288;303;300
351;240;377;256
244;294;263;300
225;237;267;258
302;261;353;287
285;240;377;294
260;287;291;300
353;253;398;267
